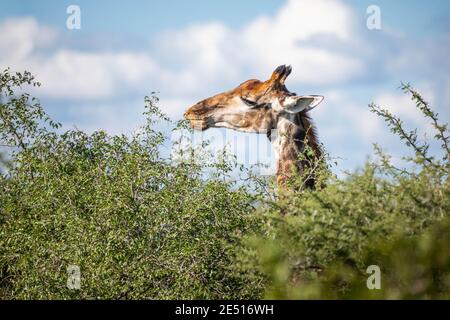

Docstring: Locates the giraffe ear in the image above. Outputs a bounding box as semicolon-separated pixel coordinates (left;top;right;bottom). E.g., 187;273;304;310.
281;95;324;113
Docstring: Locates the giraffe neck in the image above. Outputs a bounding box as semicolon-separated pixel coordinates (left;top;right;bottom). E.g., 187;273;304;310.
270;113;306;185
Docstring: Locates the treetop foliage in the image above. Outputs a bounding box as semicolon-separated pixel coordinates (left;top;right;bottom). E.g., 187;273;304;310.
1;70;448;299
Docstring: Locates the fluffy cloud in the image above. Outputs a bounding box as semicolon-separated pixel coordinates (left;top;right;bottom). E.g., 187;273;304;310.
239;0;364;83
374;89;435;129
0;17;158;100
31;50;157;100
157;0;365;91
0;17;56;64
0;0;366;102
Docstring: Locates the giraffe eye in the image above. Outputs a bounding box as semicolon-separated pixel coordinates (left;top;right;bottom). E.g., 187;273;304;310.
241;96;258;107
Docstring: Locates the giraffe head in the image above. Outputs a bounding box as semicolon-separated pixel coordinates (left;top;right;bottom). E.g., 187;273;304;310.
184;65;324;132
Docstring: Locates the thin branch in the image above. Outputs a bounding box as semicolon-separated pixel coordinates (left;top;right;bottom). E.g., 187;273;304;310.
401;82;450;161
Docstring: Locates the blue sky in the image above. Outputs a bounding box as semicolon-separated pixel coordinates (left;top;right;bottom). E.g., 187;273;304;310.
1;0;449;174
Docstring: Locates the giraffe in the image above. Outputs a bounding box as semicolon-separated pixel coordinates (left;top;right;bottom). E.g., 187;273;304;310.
184;65;324;187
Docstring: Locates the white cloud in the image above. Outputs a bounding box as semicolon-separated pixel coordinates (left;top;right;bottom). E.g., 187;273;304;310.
311;90;381;145
0;17;158;100
374;92;431;129
0;17;57;64
0;0;366;102
32;50;157;100
239;0;364;83
157;0;364;91
62;99;146;135
312;84;439;165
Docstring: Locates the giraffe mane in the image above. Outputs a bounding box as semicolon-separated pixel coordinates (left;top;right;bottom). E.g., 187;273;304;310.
297;112;322;160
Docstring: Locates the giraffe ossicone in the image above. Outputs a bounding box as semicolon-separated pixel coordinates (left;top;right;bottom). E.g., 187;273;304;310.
184;65;324;188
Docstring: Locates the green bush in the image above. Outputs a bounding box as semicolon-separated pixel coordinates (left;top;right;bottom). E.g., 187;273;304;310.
262;215;450;299
0;70;264;299
1;70;449;299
